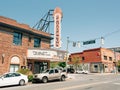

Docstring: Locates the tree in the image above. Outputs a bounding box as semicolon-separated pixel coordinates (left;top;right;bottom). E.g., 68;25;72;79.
117;60;120;72
58;62;66;68
72;56;80;71
50;62;58;68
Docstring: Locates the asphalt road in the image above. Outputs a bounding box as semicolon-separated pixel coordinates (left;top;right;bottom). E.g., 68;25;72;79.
1;73;120;90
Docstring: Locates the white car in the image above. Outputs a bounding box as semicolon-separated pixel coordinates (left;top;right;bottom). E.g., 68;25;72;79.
76;70;88;74
0;72;28;87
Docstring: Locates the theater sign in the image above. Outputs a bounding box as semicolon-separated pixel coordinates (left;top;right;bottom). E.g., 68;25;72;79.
53;7;63;48
27;49;66;62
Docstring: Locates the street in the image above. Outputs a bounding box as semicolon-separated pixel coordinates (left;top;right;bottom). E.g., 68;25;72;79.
0;73;120;90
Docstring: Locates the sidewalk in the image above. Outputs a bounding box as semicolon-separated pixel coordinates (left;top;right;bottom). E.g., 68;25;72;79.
66;73;119;80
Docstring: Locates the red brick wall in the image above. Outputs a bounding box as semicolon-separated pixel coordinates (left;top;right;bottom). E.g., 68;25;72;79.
83;49;101;63
0;16;51;74
69;48;115;64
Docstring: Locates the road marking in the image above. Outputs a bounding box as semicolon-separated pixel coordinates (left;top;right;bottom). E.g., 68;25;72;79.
55;81;112;90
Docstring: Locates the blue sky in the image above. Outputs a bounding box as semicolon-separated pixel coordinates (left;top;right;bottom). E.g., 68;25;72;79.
0;0;120;53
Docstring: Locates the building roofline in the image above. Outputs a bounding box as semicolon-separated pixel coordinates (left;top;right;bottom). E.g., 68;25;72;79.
0;16;53;40
0;22;53;40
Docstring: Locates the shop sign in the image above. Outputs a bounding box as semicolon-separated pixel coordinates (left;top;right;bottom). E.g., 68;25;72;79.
27;49;56;58
27;49;66;61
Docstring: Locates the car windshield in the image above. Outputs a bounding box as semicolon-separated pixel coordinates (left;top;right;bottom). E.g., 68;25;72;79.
42;70;50;73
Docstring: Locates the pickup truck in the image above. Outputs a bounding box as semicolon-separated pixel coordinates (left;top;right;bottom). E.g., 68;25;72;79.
32;68;67;83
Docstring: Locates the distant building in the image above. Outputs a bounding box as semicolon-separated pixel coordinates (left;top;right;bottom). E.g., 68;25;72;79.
68;47;120;73
0;16;66;74
109;47;120;53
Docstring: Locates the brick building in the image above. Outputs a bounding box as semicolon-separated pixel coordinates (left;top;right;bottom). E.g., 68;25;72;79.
0;16;66;74
68;47;120;73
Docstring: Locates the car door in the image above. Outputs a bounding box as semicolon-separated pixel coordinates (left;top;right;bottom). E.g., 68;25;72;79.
54;69;60;79
0;76;6;87
0;73;13;86
49;69;55;80
11;73;21;85
2;73;19;86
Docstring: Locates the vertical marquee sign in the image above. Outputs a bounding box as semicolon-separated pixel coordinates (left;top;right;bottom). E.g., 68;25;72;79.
53;7;63;48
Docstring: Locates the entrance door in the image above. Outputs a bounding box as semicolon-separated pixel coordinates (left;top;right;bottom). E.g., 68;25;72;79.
34;62;40;74
34;62;48;74
10;64;19;72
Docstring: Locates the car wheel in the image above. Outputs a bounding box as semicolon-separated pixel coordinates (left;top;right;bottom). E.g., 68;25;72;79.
19;79;25;86
42;77;48;83
61;75;65;81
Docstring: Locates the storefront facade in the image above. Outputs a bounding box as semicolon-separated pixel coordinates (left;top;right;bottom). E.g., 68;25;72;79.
27;49;66;74
69;48;120;73
0;16;52;74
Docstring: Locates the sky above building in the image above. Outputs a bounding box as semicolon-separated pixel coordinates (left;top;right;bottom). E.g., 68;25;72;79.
0;0;120;53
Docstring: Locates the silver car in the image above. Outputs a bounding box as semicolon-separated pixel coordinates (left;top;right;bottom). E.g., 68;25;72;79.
32;68;67;83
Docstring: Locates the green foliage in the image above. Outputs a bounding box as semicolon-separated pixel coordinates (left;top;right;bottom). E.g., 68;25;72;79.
58;62;66;68
50;62;58;68
117;60;120;67
117;60;120;72
17;68;33;82
17;68;31;75
28;75;33;82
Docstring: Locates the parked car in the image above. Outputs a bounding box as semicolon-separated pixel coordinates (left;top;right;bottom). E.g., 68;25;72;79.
76;69;88;74
32;68;67;83
67;68;75;73
0;72;28;87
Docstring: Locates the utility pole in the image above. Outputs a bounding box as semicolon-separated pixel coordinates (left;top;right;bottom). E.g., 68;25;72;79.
66;37;69;66
113;48;117;74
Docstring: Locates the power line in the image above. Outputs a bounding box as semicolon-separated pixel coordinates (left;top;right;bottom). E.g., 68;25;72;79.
103;29;120;38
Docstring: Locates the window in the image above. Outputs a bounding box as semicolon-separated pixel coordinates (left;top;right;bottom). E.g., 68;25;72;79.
104;55;107;60
10;64;19;72
82;57;85;60
49;70;54;74
55;69;59;73
94;65;98;68
14;73;21;76
34;38;41;47
13;32;22;45
109;57;112;61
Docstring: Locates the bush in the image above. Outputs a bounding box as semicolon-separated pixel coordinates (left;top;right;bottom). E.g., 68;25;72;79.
17;68;33;82
28;75;33;82
58;62;66;68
